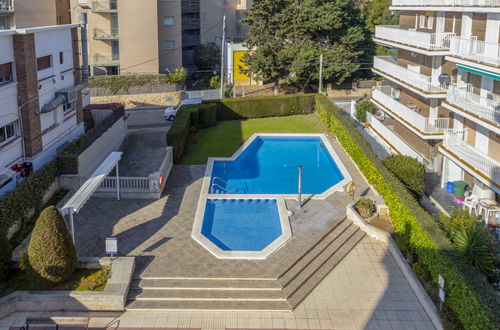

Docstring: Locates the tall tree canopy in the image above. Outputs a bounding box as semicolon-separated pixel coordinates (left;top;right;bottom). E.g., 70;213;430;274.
242;0;366;91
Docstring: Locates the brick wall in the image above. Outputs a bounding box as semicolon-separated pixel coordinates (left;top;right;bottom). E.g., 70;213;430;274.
398;87;431;117
471;13;487;41
444;12;462;35
494;80;500;94
13;34;43;158
464;118;476;146
392;120;434;159
399;11;416;30
489;131;500;162
71;27;84;124
397;49;433;76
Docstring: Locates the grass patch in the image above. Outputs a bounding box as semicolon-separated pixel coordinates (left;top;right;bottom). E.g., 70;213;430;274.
2;267;109;296
180;114;324;164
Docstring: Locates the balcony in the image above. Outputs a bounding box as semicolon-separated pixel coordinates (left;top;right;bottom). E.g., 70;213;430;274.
372;86;449;137
182;34;200;48
0;0;13;13
372;56;448;96
444;85;500;132
93;54;119;67
390;0;500;10
374;26;454;53
91;0;117;13
182;18;200;31
93;28;119;40
448;36;500;69
440;132;500;189
181;0;199;13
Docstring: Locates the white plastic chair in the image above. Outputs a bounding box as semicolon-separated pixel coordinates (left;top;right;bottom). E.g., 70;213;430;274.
463;195;479;215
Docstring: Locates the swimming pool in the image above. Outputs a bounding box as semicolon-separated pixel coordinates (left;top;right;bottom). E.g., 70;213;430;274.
192;134;352;259
201;199;284;251
210;136;345;195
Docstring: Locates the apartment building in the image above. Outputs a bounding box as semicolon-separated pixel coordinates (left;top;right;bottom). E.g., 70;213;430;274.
70;0;250;75
0;24;85;194
372;1;500;198
0;0;70;30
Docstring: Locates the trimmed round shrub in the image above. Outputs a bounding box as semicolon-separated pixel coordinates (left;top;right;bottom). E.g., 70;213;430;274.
355;100;376;122
0;231;12;280
383;155;425;197
27;206;77;283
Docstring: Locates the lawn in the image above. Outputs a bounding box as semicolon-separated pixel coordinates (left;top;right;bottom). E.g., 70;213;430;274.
180;114;325;164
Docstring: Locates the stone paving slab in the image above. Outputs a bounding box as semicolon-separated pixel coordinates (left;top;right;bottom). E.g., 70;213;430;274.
1;237;437;329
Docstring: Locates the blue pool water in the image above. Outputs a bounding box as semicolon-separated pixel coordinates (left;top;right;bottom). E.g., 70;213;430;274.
201;199;282;251
211;136;344;195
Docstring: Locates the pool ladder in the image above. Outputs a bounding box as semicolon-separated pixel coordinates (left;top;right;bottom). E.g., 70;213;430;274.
210;177;245;194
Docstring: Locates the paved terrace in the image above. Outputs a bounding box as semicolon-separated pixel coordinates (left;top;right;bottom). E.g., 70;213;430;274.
1;238;435;329
72;136;374;278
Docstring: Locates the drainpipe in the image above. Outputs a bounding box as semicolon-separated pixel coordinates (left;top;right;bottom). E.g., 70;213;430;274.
77;10;89;88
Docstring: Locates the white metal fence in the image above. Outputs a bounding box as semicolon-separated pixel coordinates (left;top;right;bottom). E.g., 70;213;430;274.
449;36;500;67
372;86;449;134
447;85;500;126
185;89;221;100
367;112;425;162
373;56;447;94
391;0;500;6
443;130;500;184
375;26;455;50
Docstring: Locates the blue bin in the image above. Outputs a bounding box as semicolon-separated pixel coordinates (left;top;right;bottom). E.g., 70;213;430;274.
446;181;454;194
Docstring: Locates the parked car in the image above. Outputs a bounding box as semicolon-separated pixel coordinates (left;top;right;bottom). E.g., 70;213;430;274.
164;98;203;121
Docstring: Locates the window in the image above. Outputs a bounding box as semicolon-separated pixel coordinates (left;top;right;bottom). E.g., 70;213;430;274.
0;62;13;85
163;16;174;26
0;121;16;145
419;15;426;28
63;101;75;113
164;40;175;51
37;55;52;71
237;0;241;4
427;16;433;29
59;52;64;65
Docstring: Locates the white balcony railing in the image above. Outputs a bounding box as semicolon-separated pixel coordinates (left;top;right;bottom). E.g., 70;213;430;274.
375;26;455;51
391;0;500;6
0;0;13;12
91;0;117;12
93;54;119;66
373;86;449;134
93;28;119;39
447;85;500;126
443;131;500;184
449;36;500;67
373;56;448;94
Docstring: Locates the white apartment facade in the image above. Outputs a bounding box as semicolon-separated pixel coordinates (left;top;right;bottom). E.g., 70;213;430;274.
372;0;500;199
0;24;85;195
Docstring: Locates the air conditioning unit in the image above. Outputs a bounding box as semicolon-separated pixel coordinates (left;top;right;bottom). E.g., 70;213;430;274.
55;87;77;104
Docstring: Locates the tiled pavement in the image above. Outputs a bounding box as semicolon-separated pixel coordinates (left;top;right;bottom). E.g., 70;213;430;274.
1;238;436;329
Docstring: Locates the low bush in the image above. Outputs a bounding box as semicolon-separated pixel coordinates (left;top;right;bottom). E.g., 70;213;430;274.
212;94;316;120
0;231;11;280
383;155;425;197
209;75;221;89
354;198;376;218
166;67;188;84
199;103;217;128
0;161;59;234
315;94;498;329
166;106;194;162
89;74;173;95
355;100;376;122
439;209;483;240
27;206;77;283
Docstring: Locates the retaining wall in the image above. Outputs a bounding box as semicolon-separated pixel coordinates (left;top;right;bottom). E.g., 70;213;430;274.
91;91;183;109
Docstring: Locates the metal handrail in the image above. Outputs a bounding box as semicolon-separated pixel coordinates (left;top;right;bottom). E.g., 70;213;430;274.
213;177;240;192
210;182;236;194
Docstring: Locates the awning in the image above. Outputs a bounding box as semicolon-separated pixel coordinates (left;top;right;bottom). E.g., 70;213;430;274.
457;65;500;81
41;95;66;113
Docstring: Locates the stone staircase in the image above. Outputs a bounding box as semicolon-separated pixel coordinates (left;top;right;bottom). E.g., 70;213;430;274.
126;218;365;311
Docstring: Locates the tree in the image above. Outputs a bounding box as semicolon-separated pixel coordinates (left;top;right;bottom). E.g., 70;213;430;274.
0;231;11;280
243;0;367;92
194;42;221;70
362;0;398;56
27;206;77;283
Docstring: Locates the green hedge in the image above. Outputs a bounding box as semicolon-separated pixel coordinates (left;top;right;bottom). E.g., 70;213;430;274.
383;155;426;197
315;95;498;329
166;106;193;162
198;103;217;128
0;161;59;234
209;94;316;120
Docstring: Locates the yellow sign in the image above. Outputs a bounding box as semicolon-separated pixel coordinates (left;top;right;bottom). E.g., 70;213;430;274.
233;51;249;80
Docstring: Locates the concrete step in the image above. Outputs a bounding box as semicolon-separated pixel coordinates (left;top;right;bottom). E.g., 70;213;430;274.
282;223;363;297
128;288;285;300
126;299;291;311
287;229;366;309
278;218;351;286
130;278;281;290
